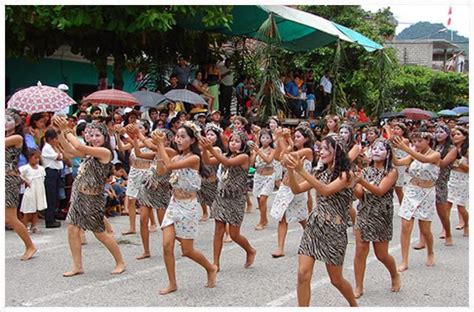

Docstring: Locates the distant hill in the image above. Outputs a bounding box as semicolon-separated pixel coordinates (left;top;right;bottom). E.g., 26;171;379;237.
396;22;469;58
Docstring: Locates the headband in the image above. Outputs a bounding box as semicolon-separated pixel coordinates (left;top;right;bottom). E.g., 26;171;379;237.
182;121;202;139
205;123;223;135
85;122;109;138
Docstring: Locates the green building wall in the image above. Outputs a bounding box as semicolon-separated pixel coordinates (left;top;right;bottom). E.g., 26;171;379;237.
6;57;137;100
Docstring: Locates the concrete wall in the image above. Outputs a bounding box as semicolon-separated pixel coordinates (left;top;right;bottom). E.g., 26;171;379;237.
385;42;433;67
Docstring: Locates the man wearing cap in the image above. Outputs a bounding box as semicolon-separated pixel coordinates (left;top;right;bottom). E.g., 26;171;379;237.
57;84;72;116
210;110;222;129
194;113;207;128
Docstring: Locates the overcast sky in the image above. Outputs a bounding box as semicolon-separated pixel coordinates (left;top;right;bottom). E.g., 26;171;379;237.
362;4;470;38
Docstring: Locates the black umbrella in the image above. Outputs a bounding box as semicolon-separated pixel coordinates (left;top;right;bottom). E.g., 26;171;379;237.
379;111;404;119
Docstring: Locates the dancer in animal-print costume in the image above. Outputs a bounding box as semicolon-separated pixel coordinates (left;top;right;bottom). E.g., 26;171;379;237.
353;138;401;298
5;113;37;261
54;117;126;277
201;130;257;272
286;135;357;307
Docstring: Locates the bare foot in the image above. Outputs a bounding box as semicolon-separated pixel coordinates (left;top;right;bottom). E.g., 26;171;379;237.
111;263;127;274
397;263;408;272
136;253;151;260
439;231;446;239
426;254;435;267
63;269;84;277
244;248;257;268
206;264;218;288
255;224;265;230
391;273;401;292
271;250;285;258
149;225;158;233
223;235;232;243
413;242;425;250
121;229;136;235
455;224;465;230
463;226;469;237
80;234;87;245
353;286;363;299
20;247;37;261
445;236;454;246
159;285;178;295
199;215;209;222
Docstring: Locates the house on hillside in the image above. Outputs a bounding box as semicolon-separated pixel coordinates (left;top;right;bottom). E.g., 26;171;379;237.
385;39;469;74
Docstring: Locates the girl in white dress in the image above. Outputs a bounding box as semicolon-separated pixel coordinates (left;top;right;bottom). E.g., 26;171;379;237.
19;149;47;233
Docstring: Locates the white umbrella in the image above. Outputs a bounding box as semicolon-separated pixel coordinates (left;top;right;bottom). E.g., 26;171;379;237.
164;89;208;106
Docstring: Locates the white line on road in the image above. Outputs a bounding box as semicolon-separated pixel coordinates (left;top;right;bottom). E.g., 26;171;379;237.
265;236;418;307
19;228;300;306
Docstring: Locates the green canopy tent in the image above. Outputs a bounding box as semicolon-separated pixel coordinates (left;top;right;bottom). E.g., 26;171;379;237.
177;5;383;52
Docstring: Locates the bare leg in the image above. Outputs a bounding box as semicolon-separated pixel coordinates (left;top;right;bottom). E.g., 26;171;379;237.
456;209;465;229
413;227;425;250
149;209;157;232
223;224;232;243
80;229;87;245
373;242;401;292
229;225;256;268
104;217;114;236
180;239;218;288
21;213;29;228
93;230;126;274
31;213;39;232
353;230;369;298
137;206;151;260
245;193;253;213
297;255;315;307
255;196;269;229
122;197;137;235
63;224;83;276
326;264;358;307
437;201;453;245
349;205;357;235
458;205;469;236
398;218;415;272
199;203;209;222
395;186;404;205
213;221;226;271
272;218;288;257
418;220;434;267
5;208;37;261
157;209;166;226
160;225;178;295
306;190;312;214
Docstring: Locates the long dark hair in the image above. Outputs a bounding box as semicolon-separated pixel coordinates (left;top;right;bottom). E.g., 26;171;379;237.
339;123;356;151
180;125;209;178
454;126;469;158
294;126;315;166
317;135;352;182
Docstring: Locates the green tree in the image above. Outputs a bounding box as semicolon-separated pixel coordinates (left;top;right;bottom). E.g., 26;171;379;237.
6;6;233;89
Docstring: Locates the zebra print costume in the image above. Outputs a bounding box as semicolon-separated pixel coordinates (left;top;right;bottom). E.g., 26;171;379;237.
66;156;112;232
197;163;219;208
5;146;22;209
298;168;352;266
211;164;247;226
355;167;395;242
139;167;171;210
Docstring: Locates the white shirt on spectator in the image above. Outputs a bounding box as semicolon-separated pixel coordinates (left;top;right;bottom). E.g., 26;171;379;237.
41;142;64;170
218;63;234;87
320;75;332;94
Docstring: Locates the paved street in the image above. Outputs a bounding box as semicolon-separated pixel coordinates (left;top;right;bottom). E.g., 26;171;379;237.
5;194;469;307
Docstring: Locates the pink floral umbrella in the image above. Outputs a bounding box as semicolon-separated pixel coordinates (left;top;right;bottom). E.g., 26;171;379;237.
7;81;76;113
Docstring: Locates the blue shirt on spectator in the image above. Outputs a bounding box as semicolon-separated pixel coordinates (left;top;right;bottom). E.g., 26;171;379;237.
18;133;38;167
285;81;299;97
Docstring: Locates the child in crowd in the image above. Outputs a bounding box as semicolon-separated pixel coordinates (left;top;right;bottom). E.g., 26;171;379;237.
19;149;47;233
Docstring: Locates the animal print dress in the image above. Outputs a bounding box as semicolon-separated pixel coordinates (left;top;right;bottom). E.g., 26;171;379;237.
139;166;171;210
211;164;248;226
298;168;353;266
355;167;394;242
5;146;22;209
66;156;113;232
198;163;219;208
